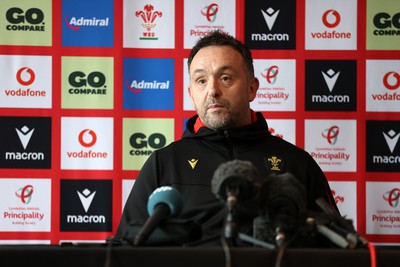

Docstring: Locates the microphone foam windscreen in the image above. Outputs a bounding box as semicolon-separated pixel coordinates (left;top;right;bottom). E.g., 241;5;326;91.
147;186;183;216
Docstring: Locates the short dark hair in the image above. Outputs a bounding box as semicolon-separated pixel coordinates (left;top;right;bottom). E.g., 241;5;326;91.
187;31;255;78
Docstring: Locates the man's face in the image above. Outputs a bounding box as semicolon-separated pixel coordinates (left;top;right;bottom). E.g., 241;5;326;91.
188;45;259;130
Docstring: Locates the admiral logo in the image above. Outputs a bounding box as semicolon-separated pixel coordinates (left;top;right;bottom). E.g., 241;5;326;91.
5;7;45;32
60;180;112;231
4;67;46;98
65;16;109;30
68;71;107;95
372;12;400;36
367;121;400;172
136;4;163;40
67;129;107;159
126;79;170;94
310;9;351;40
130;133;166;156
252;7;289;42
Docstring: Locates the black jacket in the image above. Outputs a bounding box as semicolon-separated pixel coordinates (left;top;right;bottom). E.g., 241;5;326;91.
115;112;338;244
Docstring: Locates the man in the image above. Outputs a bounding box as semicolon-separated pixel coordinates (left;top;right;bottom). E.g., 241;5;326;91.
115;31;338;246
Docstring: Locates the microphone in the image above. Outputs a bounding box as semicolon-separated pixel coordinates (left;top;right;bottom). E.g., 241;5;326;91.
306;217;350;249
211;160;260;203
134;186;183;246
259;172;307;247
211;160;261;241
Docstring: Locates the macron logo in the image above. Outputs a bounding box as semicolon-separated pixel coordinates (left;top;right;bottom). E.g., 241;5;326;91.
383;130;400;153
261;7;280;31
16;126;35;150
322;69;340;92
77;189;96;213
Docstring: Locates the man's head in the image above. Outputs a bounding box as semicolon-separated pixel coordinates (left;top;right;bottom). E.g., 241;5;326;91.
187;31;259;131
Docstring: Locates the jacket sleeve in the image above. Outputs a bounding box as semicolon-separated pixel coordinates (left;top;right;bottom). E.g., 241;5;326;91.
114;151;159;240
305;154;340;214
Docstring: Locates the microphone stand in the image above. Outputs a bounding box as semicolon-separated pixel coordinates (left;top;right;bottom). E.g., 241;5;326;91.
224;188;239;246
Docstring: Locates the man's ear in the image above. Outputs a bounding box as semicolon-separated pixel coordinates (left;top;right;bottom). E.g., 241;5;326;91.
248;77;259;102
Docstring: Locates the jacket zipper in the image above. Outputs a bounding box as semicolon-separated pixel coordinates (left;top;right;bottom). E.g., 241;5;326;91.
223;129;237;160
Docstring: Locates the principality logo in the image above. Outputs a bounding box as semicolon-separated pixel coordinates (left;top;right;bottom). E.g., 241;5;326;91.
322;125;340;145
136;4;162;40
201;3;219;22
383;188;400;208
16;184;34;204
261;65;279;84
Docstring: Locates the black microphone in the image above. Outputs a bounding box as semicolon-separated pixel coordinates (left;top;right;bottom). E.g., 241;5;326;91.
211;160;261;241
211;159;261;203
134;186;183;246
259;172;307;247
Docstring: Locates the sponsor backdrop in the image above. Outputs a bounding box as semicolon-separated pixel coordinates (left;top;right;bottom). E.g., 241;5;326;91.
0;0;399;245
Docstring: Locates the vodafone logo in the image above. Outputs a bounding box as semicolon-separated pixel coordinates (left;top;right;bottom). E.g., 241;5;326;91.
78;129;97;148
383;71;400;90
16;67;35;86
3;66;46;98
309;9;351;40
322;9;341;28
370;71;400;102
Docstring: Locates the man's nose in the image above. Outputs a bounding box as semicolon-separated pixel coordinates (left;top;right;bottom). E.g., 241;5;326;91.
207;78;221;97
